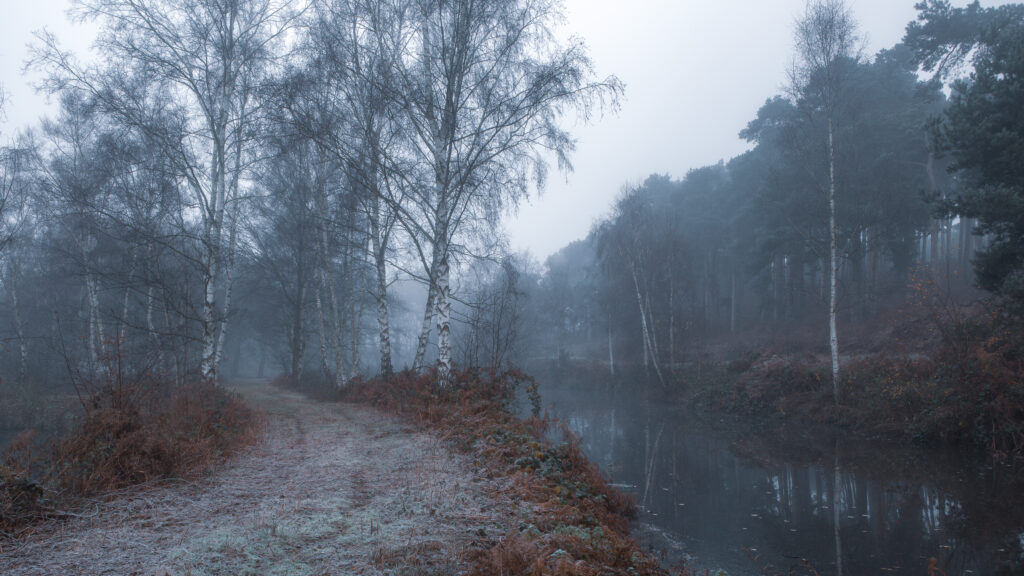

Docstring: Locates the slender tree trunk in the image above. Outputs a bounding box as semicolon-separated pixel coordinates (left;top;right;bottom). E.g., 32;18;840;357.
435;245;452;388
312;175;343;387
86;272;104;371
730;268;737;333
119;256;135;347
631;262;666;387
199;229;221;382
351;265;368;377
330;262;347;388
315;280;331;383
200;127;231;383
162;290;181;386
958;216;969;273
291;282;305;382
291;228;307;382
834;439;843;576
926;134;940;268
145;284;164;368
669;273;675;371
212;207;240;382
2;262;28;386
413;254;439;372
370;201;393;377
607;326;615;377
828;115;841;405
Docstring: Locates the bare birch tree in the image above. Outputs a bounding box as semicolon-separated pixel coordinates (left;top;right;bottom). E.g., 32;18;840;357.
382;0;622;387
792;0;859;405
34;0;299;382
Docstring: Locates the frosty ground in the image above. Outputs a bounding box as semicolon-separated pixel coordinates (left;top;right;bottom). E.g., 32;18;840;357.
0;380;523;575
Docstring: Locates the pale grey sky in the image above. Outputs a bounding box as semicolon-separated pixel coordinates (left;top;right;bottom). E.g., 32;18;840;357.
0;0;986;260
505;0;931;261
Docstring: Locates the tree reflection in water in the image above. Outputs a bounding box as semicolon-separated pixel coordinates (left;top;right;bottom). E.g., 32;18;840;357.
524;380;1024;576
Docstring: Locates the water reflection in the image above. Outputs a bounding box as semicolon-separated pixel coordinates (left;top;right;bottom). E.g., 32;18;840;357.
527;381;1024;576
0;429;19;451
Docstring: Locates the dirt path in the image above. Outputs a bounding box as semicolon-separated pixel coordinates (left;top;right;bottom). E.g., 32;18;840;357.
0;380;520;575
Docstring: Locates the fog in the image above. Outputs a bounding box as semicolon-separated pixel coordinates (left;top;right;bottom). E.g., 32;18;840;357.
1;1;1023;574
3;1;951;259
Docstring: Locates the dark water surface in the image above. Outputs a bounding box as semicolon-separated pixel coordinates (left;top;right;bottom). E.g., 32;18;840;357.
524;379;1024;576
0;429;20;450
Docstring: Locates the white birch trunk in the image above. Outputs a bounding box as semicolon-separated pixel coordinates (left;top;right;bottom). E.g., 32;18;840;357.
86;272;105;371
314;279;331;383
607;326;614;377
631;262;666;387
370;200;393;377
435;251;452;388
413;276;437;372
2;263;28;386
351;266;368;378
145;284;164;368
119;260;134;347
828;116;841;405
199;218;222;382
212;207;240;381
330;266;347;389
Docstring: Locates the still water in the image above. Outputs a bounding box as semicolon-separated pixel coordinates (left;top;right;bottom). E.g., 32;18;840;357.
0;429;18;451
525;379;1024;576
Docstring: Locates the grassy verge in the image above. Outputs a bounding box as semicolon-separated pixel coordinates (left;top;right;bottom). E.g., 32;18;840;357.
287;367;678;576
1;374;262;538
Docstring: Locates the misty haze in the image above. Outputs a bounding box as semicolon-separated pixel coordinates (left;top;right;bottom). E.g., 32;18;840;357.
1;0;1023;575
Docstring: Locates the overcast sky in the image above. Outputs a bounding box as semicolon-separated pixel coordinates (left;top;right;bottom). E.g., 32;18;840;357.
0;0;988;261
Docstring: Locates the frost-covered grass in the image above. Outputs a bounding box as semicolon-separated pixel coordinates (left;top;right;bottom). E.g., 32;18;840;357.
0;380;516;575
337;368;675;575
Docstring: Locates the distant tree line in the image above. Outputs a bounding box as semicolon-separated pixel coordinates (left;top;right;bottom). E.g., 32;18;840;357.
525;1;1024;386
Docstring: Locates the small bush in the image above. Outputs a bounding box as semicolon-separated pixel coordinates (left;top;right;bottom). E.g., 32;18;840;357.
1;371;261;538
53;378;261;495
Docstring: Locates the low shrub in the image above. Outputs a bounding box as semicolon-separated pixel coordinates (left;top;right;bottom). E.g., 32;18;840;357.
53;378;261;495
1;373;261;537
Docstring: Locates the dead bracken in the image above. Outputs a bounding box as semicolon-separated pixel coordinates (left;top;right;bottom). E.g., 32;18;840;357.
336;367;676;575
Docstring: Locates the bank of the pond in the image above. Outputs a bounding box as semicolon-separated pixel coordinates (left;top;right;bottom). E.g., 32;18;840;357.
289;368;677;576
532;320;1024;463
685;345;1024;462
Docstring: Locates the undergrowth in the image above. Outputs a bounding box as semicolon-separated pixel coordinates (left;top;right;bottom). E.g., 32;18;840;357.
317;367;678;576
1;371;261;538
694;302;1024;460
